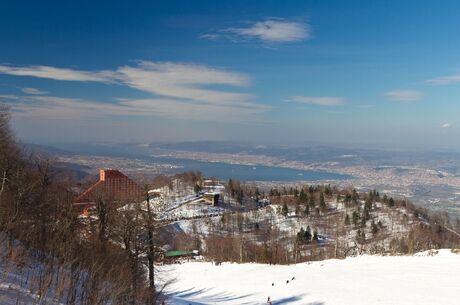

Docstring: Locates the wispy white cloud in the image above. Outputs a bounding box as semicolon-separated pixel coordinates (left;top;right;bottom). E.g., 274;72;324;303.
287;96;344;106
384;90;423;102
426;74;460;85
356;104;375;109
20;87;48;95
0;61;270;123
0;94;269;124
442;123;452;129
0;65;118;83
0;62;252;104
117;61;252;105
203;18;311;43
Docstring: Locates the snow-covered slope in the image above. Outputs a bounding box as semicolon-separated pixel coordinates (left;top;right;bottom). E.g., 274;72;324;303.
160;249;460;305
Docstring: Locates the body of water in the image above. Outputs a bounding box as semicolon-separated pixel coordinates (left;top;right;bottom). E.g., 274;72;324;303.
153;157;352;182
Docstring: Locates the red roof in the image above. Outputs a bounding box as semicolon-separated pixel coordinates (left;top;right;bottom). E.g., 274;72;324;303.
75;169;143;203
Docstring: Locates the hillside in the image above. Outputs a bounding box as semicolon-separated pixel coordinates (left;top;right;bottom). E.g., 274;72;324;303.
160;249;460;305
158;181;460;264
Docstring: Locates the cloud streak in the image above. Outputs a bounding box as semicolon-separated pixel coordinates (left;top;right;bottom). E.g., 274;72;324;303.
384;90;423;102
0;65;118;83
0;61;270;123
426;74;460;85
20;87;48;95
287;96;345;106
0;62;253;105
203;18;311;43
1;94;269;124
117;61;252;106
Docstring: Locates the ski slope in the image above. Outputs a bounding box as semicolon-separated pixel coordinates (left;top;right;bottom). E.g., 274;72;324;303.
160;249;460;305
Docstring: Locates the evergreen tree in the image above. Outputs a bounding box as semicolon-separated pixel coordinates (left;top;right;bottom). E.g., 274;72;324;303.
299;189;307;203
228;179;234;196
352;211;359;227
297;227;305;242
309;196;315;209
363;207;370;220
371;220;378;235
356;229;366;244
304;204;310;216
312;229;318;241
281;203;289;216
237;190;244;205
365;197;372;211
319;192;326;211
344;193;352;205
389;197;395;207
255;187;260;200
383;194;388;204
352;189;359;204
305;226;312;241
324;184;332;196
360;216;367;228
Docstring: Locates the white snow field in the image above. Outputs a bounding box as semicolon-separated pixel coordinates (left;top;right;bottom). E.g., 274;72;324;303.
160;250;460;305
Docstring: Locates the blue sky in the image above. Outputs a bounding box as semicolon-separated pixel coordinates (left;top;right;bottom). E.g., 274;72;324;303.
1;0;460;149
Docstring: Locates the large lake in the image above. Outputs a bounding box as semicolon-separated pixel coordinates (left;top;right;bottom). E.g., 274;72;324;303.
153;157;352;182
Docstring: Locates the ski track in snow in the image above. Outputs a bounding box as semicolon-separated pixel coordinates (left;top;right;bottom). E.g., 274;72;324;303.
160;249;460;305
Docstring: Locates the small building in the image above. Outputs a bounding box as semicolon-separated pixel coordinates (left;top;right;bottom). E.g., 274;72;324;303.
257;198;271;207
164;250;199;261
202;192;220;206
202;179;225;193
75;169;143;215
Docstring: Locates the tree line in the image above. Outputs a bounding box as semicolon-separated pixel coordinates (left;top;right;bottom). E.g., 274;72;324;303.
0;105;165;304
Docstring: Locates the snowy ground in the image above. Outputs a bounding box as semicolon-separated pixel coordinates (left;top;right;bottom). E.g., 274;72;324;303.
160;249;460;305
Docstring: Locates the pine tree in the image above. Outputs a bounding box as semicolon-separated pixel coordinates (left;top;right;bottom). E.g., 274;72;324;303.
352;189;359;204
281;203;289;216
304;204;310;216
299;189;307;203
389;197;395;207
356;229;365;244
309;196;315;209
312;229;318;241
371;220;378;235
305;226;312;242
383;194;388;204
319;192;326;211
363;207;370;220
352;211;359;227
297;227;306;242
